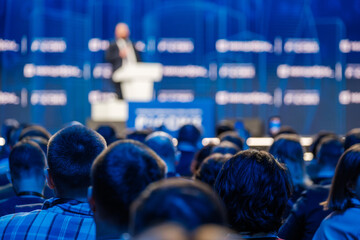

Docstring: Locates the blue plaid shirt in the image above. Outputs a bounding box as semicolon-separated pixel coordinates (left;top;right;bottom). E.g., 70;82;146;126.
0;198;96;239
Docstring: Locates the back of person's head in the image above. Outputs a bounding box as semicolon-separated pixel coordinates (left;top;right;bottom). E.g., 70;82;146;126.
325;144;360;211
218;131;244;150
211;141;239;155
19;125;51;142
145;131;176;164
344;128;360;150
130;178;227;235
215;149;291;234
127;129;152;143
8;123;30;148
269;134;306;186
310;131;337;157
195;153;229;187
215;120;234;137
47;125;106;196
9;140;46;183
96;125;117;145
91;140;166;227
177;124;201;146
22;136;48;156
190;143;216;174
317;136;344;167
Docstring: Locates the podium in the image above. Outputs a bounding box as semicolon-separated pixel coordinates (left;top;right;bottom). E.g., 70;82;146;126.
112;63;163;102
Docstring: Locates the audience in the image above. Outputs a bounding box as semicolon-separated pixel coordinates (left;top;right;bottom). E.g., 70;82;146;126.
130;178;228;235
215;149;291;239
313;144;360;239
194;153;229;187
0;125;106;239
0;140;46;217
176;124;202;176
0;116;359;240
145;131;178;177
89;139;166;239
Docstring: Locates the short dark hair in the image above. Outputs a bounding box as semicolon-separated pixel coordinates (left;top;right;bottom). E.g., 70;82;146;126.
317;136;343;166
130;178;227;235
47;125;106;194
127;129;152;143
215;120;234;137
195;153;229;187
344;128;360;150
96;125;117;145
19;125;51;141
177;124;201;146
211;141;239;155
191;143;216;174
9;140;46;180
218;131;244;150
145;131;176;162
325;144;360;211
91;140;166;226
215;149;291;234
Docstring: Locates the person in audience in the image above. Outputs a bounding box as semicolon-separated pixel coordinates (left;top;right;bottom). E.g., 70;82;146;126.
176;124;202;176
145;131;178;177
215;120;235;137
89;140;166;240
313;144;360;239
0;125;106;239
0;140;46;217
215;149;291;239
0;119;19;161
190;143;215;175
311;136;343;185
194;153;229;187
218;131;244;150
127;129;152;143
96;125;118;145
273;126;298;138
130;178;228;236
18;125;51;142
269;134;312;207
344;128;360;150
211;141;239;155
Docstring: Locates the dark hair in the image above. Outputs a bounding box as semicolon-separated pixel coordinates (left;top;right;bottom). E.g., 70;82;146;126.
127;129;153;143
215;120;234;137
19;125;51;141
344;128;360;150
130;178;227;235
218;131;244;150
47;125;106;194
215;149;291;234
92;140;166;226
317;136;343;166
269;134;306;186
212;141;239;155
9;140;46;180
325;144;360;211
310;131;337;157
96;125;117;145
177;124;201;146
22;136;48;156
274;126;297;137
191;143;216;174
145;131;176;162
195;153;229;187
1;119;19;143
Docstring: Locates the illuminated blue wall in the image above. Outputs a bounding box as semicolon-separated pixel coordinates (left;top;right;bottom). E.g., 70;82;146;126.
0;0;360;134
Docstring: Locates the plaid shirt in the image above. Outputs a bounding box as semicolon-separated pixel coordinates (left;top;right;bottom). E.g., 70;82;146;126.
0;198;96;240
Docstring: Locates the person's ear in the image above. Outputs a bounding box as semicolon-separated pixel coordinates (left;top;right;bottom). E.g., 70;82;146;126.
346;181;356;195
44;168;55;189
88;186;96;213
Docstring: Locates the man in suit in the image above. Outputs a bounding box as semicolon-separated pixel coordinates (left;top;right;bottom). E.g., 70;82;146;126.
106;23;141;99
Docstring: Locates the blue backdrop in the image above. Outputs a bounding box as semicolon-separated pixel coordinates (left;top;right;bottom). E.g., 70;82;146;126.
1;0;360;135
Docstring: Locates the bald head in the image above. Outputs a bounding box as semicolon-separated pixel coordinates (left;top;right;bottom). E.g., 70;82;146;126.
115;23;130;40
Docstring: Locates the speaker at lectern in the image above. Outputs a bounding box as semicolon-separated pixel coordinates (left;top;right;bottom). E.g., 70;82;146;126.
112;63;163;102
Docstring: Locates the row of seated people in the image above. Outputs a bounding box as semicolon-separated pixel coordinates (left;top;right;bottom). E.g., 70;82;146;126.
0;119;359;239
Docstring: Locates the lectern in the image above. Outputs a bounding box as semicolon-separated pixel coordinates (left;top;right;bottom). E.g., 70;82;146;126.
112;63;163;102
